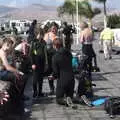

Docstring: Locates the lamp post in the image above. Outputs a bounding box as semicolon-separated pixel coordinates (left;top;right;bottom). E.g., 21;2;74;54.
75;0;79;45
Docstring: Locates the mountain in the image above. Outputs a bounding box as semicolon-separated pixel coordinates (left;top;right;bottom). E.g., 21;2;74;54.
0;4;58;21
5;4;57;21
30;4;57;11
0;3;120;26
0;5;17;14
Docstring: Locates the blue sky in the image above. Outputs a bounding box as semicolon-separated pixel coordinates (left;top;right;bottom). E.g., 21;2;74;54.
0;0;64;7
0;0;119;10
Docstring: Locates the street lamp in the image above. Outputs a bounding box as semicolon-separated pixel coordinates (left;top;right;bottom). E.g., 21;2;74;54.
76;0;79;45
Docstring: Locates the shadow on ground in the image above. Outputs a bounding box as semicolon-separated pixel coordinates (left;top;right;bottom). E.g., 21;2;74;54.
0;100;32;120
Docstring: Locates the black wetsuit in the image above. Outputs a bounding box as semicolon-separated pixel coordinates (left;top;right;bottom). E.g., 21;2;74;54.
52;48;75;104
31;39;46;96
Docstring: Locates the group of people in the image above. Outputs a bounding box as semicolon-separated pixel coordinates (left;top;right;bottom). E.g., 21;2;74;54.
29;20;101;105
0;19;100;107
28;20;76;106
0;19;75;106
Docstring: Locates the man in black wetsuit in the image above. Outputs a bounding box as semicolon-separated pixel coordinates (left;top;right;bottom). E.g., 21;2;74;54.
51;39;75;105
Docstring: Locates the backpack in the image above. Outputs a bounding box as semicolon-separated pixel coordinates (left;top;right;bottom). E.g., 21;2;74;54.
104;97;120;118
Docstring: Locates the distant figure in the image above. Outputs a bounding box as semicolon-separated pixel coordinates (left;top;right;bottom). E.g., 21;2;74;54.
27;19;37;44
12;25;18;36
100;27;114;60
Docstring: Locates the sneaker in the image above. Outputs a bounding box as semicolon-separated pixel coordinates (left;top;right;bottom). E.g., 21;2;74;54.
24;108;31;113
81;95;92;107
93;66;100;72
66;97;77;109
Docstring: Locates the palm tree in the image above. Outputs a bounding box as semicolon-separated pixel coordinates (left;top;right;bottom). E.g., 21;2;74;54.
78;1;101;27
57;0;76;25
94;0;107;28
57;6;65;19
57;0;101;27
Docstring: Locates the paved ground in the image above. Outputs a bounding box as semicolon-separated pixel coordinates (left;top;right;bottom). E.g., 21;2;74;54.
1;33;120;120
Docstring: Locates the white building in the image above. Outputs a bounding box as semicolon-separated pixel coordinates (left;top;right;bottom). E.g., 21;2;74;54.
10;20;32;34
1;19;32;34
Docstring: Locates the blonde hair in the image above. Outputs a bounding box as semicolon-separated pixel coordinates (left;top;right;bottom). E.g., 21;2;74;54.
81;22;89;29
0;37;14;48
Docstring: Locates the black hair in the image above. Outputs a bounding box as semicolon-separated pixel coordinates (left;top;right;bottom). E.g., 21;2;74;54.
32;19;37;26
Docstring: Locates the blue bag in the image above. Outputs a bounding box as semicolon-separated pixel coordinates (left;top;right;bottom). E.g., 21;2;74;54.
72;57;79;68
91;98;108;106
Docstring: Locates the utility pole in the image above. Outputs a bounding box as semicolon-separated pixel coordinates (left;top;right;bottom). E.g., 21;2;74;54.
76;0;79;45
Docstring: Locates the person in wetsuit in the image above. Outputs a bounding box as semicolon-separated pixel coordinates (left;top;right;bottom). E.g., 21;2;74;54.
51;39;75;105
